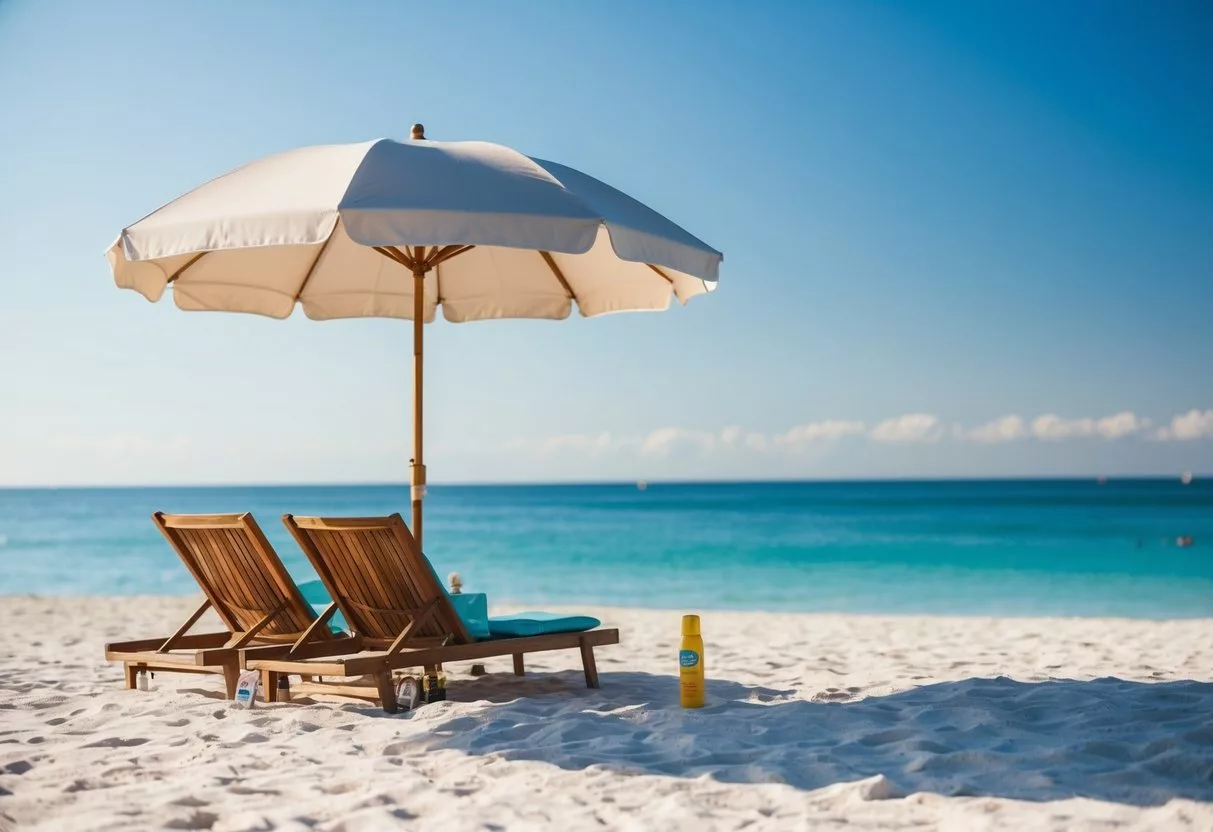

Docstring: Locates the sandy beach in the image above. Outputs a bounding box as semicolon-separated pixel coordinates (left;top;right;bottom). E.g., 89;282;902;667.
1;596;1211;831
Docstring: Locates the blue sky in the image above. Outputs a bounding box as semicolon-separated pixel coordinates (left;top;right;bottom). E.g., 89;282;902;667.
0;0;1210;486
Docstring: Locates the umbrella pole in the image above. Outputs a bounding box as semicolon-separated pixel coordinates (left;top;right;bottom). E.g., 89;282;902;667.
411;265;427;550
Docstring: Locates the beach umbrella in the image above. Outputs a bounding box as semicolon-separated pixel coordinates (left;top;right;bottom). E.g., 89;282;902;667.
106;125;723;549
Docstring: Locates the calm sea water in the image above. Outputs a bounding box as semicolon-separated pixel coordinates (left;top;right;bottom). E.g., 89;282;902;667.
0;480;1210;618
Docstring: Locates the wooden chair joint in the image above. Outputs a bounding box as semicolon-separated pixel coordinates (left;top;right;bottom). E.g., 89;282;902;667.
386;598;441;657
156;598;213;653
287;602;338;659
228;600;290;649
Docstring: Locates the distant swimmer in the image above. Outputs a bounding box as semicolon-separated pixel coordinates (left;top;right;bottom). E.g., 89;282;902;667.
1177;535;1194;548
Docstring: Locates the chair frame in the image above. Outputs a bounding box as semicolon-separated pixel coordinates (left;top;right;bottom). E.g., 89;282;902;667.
104;512;344;697
242;513;619;712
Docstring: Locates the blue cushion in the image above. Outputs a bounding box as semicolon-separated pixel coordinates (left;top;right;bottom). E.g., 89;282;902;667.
488;612;601;638
297;580;493;641
448;592;492;641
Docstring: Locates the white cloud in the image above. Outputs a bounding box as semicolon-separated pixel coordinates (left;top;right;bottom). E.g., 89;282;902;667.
960;415;1028;444
507;406;1203;468
1095;411;1149;440
870;413;941;443
1031;414;1095;441
773;420;865;449
1154;409;1213;441
721;425;769;453
639;427;717;458
744;433;769;452
719;426;743;446
1031;411;1148;441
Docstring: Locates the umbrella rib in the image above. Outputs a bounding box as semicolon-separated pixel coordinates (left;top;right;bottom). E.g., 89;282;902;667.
426;245;462;266
425;245;477;308
165;251;208;284
646;263;675;285
395;246;418;269
294;231;337;302
539;251;577;304
428;245;475;267
373;246;416;270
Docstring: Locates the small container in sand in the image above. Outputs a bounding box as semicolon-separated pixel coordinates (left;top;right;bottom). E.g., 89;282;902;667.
396;676;420;710
232;669;260;709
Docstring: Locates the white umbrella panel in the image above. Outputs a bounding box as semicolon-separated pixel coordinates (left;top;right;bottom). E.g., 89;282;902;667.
108;128;723;547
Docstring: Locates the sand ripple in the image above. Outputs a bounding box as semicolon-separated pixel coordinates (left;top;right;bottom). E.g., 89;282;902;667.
0;596;1211;830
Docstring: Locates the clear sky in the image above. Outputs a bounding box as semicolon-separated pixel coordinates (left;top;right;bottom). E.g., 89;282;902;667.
1;0;1210;486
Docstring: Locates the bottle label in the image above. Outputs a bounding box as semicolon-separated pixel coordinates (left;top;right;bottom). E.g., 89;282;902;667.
679;649;700;668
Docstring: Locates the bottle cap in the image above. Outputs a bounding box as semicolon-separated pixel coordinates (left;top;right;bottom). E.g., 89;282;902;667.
681;614;700;636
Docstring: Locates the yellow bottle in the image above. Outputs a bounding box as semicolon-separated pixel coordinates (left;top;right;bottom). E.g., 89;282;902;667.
679;614;705;708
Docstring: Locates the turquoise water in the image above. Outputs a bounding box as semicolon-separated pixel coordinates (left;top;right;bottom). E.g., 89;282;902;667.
0;480;1210;618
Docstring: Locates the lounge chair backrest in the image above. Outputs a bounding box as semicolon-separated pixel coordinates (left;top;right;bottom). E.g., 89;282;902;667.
153;512;318;640
282;513;472;647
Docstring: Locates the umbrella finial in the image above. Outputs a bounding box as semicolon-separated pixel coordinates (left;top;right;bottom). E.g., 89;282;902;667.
410;123;426;140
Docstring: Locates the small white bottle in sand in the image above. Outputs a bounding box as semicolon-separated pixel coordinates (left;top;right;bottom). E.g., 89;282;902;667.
232;670;260;709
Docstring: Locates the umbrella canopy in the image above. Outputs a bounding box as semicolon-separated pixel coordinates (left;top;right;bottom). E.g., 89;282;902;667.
109;134;721;321
107;127;723;546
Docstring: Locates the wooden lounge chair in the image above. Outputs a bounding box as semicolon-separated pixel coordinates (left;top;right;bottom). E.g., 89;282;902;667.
242;513;620;713
104;512;340;697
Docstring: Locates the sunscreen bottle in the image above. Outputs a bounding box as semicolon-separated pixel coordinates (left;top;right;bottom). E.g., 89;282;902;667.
679;614;705;708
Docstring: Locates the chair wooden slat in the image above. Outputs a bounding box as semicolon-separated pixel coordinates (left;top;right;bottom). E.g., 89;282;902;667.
238;512;313;634
283;513;470;645
220;527;267;616
108;511;327;700
366;527;423;618
323;529;384;636
360;528;419;632
194;527;252;629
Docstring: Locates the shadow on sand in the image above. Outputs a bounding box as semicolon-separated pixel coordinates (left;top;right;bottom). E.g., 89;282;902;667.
418;671;1213;806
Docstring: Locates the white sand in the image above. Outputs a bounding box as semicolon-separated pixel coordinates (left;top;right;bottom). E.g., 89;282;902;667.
1;596;1211;831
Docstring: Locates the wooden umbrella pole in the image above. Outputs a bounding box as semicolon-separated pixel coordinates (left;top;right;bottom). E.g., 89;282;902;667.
369;216;479;553
411;263;427;550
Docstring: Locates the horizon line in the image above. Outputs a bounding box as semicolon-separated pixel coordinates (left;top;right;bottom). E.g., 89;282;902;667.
0;473;1204;491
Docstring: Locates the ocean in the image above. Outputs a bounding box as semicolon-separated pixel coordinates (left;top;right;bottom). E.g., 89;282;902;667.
0;479;1209;618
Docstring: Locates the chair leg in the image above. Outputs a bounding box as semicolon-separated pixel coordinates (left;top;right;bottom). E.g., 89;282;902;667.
222;662;240;699
376;672;398;714
124;663;140;690
580;639;599;689
513;654;525;676
260;670;278;703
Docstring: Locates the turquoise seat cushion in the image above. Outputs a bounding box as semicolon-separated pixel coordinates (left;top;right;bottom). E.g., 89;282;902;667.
297;580;493;641
448;592;492;641
488;611;601;638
